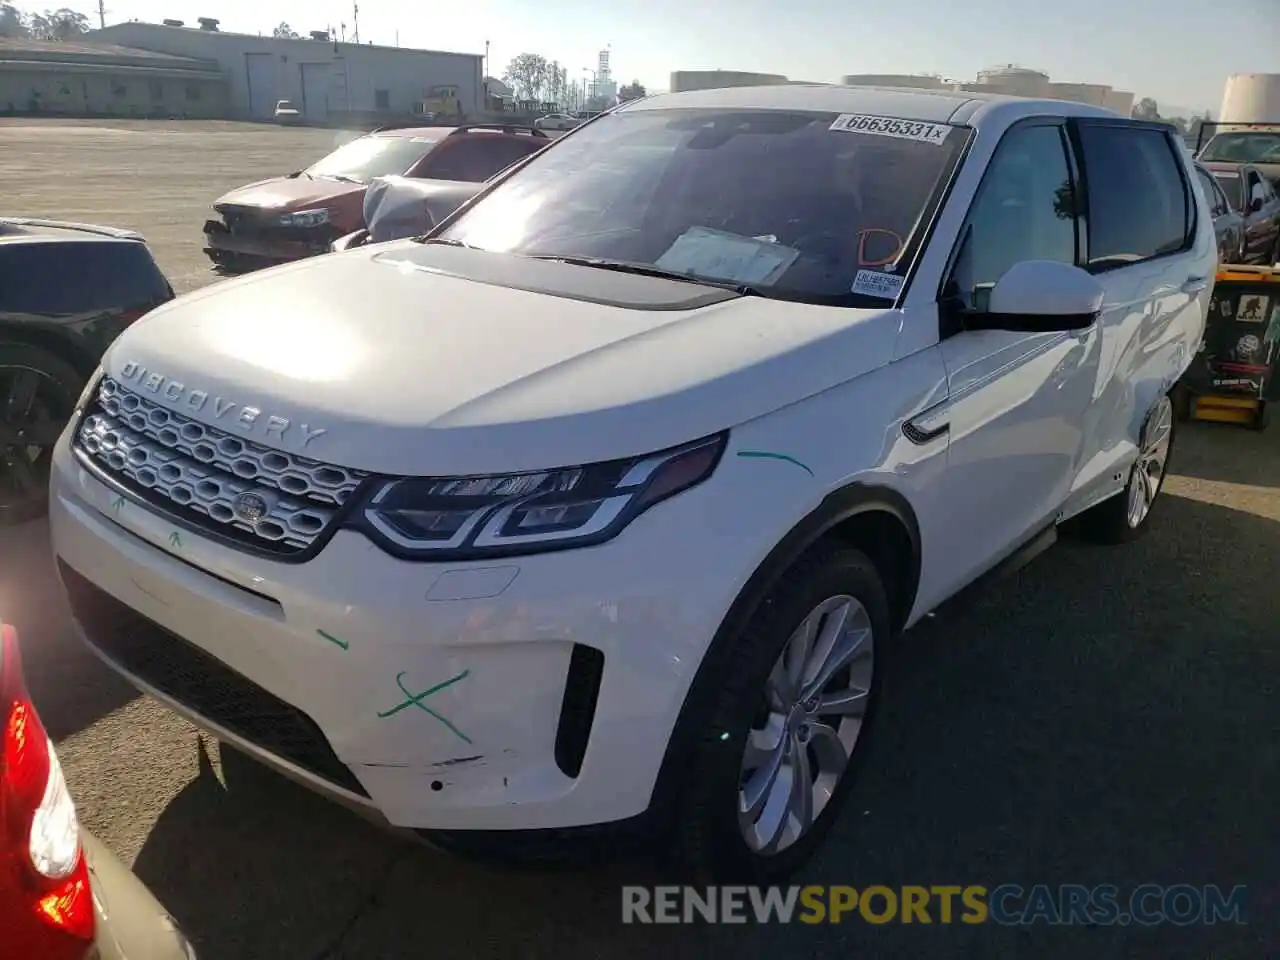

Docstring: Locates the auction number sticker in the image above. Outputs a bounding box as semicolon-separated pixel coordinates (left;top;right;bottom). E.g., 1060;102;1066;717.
830;113;950;146
851;269;905;299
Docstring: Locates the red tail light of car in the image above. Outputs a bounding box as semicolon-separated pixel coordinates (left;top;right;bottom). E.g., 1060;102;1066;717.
0;624;96;959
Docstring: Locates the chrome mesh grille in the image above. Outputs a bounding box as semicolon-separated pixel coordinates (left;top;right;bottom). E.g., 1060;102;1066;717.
74;378;367;554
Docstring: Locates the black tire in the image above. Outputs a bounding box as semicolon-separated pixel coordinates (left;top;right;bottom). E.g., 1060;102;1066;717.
1077;393;1176;545
1171;384;1192;423
1249;402;1270;433
0;342;85;526
673;544;891;884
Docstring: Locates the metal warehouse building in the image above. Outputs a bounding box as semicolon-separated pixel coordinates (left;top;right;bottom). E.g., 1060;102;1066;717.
90;20;484;123
0;36;226;117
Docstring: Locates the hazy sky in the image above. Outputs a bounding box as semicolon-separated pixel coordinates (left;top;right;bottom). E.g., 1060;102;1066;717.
51;0;1277;114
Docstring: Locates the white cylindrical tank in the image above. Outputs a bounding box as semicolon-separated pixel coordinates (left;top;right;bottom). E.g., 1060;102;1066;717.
841;74;943;90
1219;73;1280;123
669;70;788;93
1104;90;1135;116
976;64;1050;98
1047;82;1112;107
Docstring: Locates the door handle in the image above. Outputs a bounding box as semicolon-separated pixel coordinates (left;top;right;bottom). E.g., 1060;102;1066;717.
1182;276;1209;293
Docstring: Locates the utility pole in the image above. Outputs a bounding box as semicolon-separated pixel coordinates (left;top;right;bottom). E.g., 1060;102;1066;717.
96;0;106;29
352;2;359;44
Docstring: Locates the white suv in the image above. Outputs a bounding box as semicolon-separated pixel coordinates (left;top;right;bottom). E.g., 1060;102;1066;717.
50;85;1213;882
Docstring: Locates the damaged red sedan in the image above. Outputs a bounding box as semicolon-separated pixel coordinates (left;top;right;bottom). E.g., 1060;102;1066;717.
202;123;548;271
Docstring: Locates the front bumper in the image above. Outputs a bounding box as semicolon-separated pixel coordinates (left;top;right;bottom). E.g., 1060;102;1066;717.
49;430;787;832
203;218;337;263
85;831;196;960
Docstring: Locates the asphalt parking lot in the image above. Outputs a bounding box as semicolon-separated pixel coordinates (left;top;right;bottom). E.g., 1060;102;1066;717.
1;119;1277;959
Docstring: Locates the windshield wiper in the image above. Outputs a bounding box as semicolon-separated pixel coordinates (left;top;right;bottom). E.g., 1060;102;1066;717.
412;237;477;247
528;256;763;295
319;173;362;184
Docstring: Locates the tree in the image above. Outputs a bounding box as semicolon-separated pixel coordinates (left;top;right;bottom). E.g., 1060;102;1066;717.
503;53;551;102
27;8;89;39
1131;97;1160;121
272;22;299;39
0;3;29;37
618;80;646;102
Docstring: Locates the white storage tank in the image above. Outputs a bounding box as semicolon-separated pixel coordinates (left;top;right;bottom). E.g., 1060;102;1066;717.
1219;73;1280;124
669;70;788;93
1047;82;1112;107
1104;90;1135;116
975;64;1050;98
841;74;943;90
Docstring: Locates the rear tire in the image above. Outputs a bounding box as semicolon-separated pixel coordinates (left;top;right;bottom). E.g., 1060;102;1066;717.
1249;402;1270;433
1077;393;1175;545
0;342;84;526
673;544;890;883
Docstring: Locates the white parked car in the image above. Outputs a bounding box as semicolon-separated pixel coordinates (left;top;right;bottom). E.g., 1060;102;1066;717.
50;85;1212;882
273;99;302;125
533;112;578;132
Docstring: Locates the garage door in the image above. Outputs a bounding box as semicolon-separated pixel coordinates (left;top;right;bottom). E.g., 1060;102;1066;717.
244;52;276;119
300;63;330;122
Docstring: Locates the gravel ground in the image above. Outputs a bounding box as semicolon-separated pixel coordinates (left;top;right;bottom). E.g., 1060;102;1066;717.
1;119;1276;959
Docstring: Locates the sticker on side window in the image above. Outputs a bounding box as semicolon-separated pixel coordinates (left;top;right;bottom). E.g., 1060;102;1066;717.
851;269;905;299
830;114;950;146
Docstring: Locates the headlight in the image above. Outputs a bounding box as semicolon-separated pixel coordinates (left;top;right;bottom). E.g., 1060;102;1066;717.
278;208;330;228
357;433;726;559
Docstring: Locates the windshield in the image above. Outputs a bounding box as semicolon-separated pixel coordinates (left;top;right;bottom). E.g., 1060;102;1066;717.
1212;172;1243;211
307;135;439;182
437;107;966;304
1200;132;1280;164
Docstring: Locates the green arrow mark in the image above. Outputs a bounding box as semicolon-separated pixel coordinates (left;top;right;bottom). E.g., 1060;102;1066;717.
168;531;183;549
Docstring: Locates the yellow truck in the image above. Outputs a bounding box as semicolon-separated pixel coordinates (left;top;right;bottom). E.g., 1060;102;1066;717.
416;85;461;120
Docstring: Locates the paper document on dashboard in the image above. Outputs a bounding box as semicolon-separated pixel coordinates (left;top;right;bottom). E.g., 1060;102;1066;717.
655;227;799;285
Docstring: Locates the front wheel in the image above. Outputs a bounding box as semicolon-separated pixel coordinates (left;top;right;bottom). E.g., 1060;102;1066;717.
0;343;84;526
1077;393;1175;544
674;545;889;883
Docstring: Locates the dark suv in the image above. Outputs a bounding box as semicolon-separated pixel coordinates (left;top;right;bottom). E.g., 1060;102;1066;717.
0;219;173;524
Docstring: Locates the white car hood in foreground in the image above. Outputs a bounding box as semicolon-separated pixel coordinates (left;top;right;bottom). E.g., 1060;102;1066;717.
104;243;899;476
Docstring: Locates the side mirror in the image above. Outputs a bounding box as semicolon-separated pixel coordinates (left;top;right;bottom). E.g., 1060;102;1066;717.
965;260;1104;333
331;229;368;253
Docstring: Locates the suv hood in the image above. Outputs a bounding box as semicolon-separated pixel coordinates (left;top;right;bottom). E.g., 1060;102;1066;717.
215;175;363;210
102;243;899;476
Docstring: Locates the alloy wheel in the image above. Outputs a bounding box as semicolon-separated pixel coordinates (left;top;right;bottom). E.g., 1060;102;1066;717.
1126;395;1173;529
0;366;68;512
738;595;875;854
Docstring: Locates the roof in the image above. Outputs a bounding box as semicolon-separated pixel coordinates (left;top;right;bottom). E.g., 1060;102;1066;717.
92;22;481;61
0;35;206;63
622;83;1123;125
0;217;144;244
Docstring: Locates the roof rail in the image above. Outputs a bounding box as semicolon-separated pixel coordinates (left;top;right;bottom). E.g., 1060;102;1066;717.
449;123;548;138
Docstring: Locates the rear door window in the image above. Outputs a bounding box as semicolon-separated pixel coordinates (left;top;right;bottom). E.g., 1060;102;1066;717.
1076;123;1192;270
1195;167;1228;217
0;240;171;316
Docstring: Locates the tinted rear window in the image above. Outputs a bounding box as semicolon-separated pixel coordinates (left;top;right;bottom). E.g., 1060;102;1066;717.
0;240;171;316
1077;124;1191;268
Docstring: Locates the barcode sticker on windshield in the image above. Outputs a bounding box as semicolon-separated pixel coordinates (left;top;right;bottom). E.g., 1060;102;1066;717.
830;114;950;146
851;269;905;299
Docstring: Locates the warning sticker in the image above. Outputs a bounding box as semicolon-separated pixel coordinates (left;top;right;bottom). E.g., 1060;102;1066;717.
830;114;951;146
851;269;905;299
1237;294;1270;323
